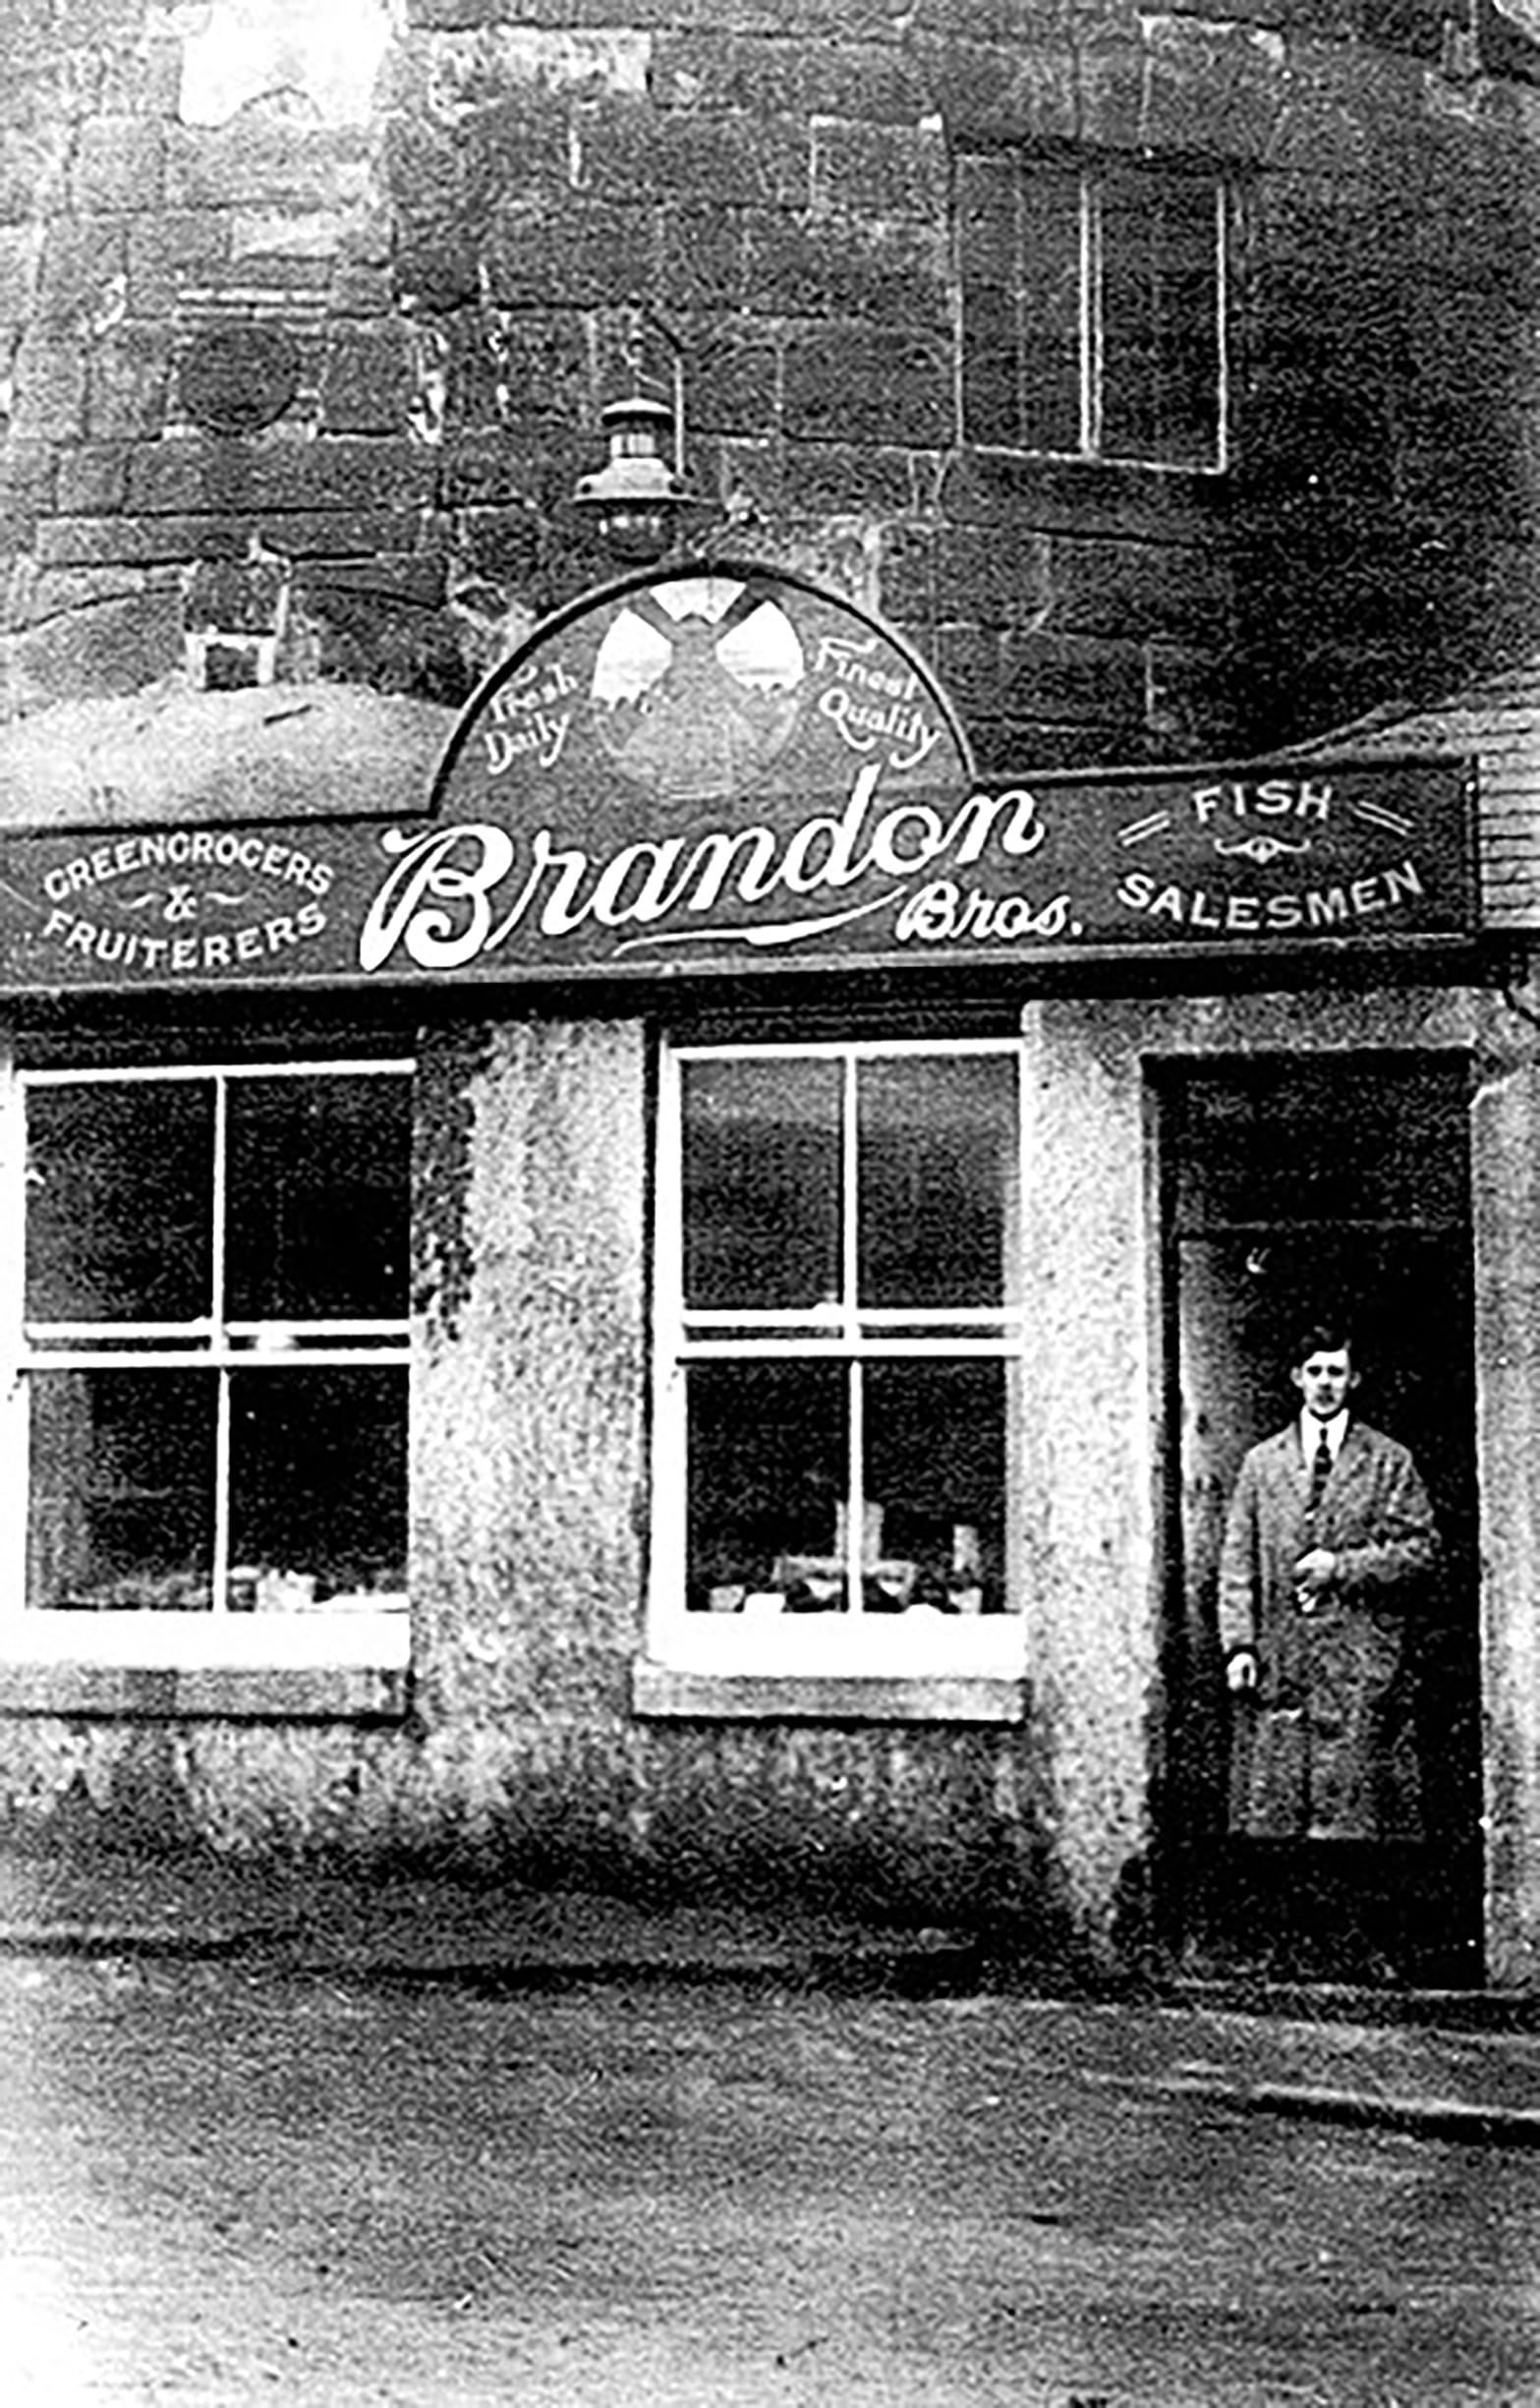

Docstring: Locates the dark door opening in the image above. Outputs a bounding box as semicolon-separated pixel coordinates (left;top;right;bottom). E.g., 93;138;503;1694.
1159;1055;1481;1985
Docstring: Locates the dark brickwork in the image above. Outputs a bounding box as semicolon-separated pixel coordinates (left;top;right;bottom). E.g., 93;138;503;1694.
0;0;1535;756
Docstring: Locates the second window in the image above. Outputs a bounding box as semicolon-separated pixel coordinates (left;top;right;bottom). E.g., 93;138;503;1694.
959;150;1228;473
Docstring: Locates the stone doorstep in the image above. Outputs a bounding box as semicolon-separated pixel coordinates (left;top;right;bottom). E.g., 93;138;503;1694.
1162;1971;1540;2037
1088;2070;1540;2150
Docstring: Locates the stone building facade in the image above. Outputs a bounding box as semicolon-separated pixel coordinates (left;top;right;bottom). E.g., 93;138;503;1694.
3;0;1540;1986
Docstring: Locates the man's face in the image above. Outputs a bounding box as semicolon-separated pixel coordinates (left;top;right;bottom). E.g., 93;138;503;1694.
1291;1347;1356;1421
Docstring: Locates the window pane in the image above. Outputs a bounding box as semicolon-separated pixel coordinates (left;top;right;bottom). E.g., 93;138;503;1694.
958;281;1020;450
1014;161;1084;452
29;1369;215;1609
228;1366;409;1608
225;1075;411;1323
1171;1061;1469;1233
864;1359;1012;1614
958;155;1023;449
857;1055;1017;1312
960;156;1081;454
1100;173;1221;468
685;1359;846;1610
26;1081;213;1325
682;1058;841;1313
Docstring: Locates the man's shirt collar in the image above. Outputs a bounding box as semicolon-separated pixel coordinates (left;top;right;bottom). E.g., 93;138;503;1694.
1301;1409;1349;1462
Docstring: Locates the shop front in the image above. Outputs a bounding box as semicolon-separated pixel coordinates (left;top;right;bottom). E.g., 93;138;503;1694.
0;563;1527;1985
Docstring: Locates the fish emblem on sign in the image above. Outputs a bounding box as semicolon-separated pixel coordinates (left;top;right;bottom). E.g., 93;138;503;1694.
590;578;805;803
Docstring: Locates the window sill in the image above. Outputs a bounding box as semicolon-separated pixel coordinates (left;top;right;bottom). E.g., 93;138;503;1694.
633;1660;1026;1724
943;446;1229;536
966;437;1226;481
0;1609;410;1719
0;1661;408;1720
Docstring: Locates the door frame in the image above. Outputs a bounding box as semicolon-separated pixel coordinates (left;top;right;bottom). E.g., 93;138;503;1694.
1153;1049;1481;1979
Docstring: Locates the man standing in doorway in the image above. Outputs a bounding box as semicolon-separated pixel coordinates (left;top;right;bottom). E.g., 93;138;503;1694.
1219;1319;1440;1973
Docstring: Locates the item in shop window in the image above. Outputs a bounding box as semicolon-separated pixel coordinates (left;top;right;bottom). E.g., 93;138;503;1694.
782;1578;841;1611
946;1521;986;1613
69;1568;211;1612
778;1555;843;1611
863;1560;919;1612
319;1562;410;1610
256;1568;317;1613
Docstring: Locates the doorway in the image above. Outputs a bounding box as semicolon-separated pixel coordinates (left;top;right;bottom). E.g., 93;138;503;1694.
1159;1054;1481;1983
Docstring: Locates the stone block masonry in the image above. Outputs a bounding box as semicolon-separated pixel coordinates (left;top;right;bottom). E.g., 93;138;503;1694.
0;0;1536;778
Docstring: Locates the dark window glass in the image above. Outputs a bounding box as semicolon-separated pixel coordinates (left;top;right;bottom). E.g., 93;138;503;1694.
960;155;1081;454
26;1081;213;1325
29;1369;216;1610
960;153;1223;470
225;1075;411;1322
864;1359;1010;1613
682;1057;841;1313
675;1050;1021;1622
957;154;1021;450
686;1358;847;1609
857;1056;1016;1313
1100;173;1221;468
24;1066;410;1618
1013;161;1084;454
1171;1061;1470;1233
227;1365;409;1605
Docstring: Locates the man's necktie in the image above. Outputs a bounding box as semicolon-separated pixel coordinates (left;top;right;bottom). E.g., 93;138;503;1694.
1309;1434;1332;1508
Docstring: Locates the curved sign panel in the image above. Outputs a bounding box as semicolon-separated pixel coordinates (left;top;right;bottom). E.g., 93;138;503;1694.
392;564;981;976
0;565;1476;992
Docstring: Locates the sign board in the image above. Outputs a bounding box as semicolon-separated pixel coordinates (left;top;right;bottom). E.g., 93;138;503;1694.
0;568;1477;994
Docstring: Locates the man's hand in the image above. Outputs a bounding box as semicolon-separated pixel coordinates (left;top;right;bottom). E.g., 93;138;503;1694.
1226;1650;1259;1693
1294;1546;1338;1611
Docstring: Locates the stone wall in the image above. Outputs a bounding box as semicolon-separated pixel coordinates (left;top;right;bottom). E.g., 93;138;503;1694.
3;0;1538;761
0;1007;1064;1952
0;0;447;717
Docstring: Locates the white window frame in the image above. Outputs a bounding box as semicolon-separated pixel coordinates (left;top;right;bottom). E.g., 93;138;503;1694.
0;1045;412;1673
645;1036;1029;1692
957;153;1230;476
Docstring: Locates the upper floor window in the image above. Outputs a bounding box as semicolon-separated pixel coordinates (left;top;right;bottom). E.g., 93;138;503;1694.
644;1039;1027;1707
2;1056;412;1671
958;151;1228;473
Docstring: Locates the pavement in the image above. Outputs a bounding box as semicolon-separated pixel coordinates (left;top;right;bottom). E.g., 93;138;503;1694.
0;1848;985;1993
5;1847;1540;2150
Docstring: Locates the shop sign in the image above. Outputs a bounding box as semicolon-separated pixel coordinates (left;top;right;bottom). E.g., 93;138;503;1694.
0;569;1477;992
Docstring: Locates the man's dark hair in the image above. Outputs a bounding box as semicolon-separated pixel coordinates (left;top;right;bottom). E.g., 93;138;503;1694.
1291;1319;1355;1366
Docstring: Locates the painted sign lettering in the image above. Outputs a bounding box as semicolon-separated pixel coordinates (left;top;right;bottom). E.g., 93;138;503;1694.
0;568;1478;992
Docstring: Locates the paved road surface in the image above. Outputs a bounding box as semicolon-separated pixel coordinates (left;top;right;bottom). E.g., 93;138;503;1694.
2;1955;1537;2404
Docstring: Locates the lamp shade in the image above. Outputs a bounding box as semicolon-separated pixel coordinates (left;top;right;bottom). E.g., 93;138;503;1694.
572;393;699;561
